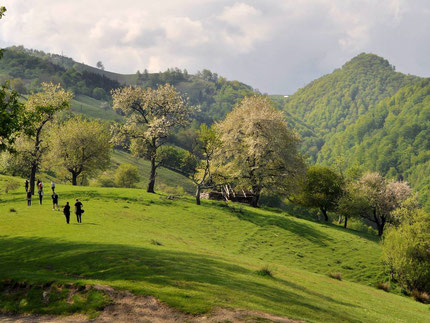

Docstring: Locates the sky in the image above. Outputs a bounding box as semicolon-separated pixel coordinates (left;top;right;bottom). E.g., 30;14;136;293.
1;0;430;94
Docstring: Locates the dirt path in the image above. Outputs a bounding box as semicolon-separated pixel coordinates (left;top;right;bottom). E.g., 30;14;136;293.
0;285;303;323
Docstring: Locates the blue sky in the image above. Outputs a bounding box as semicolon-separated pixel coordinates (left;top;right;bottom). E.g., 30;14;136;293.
1;0;429;93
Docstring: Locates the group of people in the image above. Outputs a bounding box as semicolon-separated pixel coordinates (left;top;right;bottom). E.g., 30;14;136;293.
25;179;84;224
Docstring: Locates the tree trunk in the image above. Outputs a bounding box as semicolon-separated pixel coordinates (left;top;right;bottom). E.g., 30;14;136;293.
195;185;201;205
320;207;329;221
29;162;37;195
72;172;78;186
250;186;260;207
147;155;156;193
344;214;348;228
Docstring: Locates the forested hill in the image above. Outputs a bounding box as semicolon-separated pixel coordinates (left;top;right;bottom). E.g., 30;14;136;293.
282;53;420;161
318;79;430;209
0;46;255;124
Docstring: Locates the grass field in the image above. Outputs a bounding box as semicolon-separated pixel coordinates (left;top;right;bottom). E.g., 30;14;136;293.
70;95;122;122
0;176;429;322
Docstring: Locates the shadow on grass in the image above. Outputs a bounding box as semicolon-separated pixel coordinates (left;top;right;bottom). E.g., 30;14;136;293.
0;235;360;322
218;204;330;246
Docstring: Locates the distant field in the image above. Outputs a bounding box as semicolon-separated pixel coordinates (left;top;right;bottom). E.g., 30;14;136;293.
0;176;428;322
70;95;122;121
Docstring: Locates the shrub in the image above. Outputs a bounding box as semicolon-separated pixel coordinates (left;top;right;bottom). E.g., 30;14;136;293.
376;282;390;292
382;211;430;294
95;173;116;187
412;289;430;304
4;179;20;193
328;272;343;280
115;164;140;188
256;266;273;277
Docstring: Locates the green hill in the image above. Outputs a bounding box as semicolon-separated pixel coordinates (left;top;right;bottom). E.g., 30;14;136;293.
283;53;420;162
0;177;429;322
318;79;430;209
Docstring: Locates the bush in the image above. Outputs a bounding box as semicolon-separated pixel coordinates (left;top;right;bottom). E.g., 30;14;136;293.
382;211;430;294
95;173;116;188
412;289;430;304
256;266;273;277
376;282;390;292
328;272;343;281
114;164;139;188
4;179;20;193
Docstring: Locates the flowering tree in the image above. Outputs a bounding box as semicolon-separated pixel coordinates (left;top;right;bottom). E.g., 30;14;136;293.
112;84;193;193
24;83;73;193
215;96;305;207
356;172;411;236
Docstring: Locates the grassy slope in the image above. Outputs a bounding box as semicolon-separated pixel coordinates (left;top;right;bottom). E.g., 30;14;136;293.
111;150;195;194
70;95;122;122
0;177;428;322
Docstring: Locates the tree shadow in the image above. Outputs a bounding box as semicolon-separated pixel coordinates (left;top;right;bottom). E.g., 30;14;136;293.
217;204;331;246
0;236;360;322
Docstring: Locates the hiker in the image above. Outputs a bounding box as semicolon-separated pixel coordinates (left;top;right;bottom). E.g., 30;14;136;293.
51;181;55;193
26;189;32;206
74;199;83;223
24;179;29;192
38;189;44;205
63;202;71;224
52;192;59;211
38;180;43;192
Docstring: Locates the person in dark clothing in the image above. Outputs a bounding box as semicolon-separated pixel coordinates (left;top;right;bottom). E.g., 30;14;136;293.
63;202;71;224
52;192;59;211
26;189;32;206
38;189;43;205
74;199;83;223
25;179;29;192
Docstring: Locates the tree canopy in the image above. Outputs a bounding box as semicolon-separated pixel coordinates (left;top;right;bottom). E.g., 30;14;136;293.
215;95;305;207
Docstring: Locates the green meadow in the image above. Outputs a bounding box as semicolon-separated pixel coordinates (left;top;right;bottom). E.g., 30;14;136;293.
0;176;428;322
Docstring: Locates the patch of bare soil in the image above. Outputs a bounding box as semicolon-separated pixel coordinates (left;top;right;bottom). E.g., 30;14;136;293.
0;285;304;323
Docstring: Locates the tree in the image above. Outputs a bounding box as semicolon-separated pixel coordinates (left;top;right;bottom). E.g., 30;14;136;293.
298;165;344;222
0;85;25;152
96;61;104;70
192;124;220;205
111;83;193;193
215;96;305;207
382;209;430;294
49;117;111;185
24;83;73;193
115;163;140;188
355;172;411;236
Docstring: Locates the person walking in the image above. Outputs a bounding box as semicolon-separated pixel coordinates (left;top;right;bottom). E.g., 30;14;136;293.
52;192;59;211
51;181;55;193
38;189;44;205
25;179;29;193
63;202;71;224
38;180;43;192
26;189;32;206
74;199;83;223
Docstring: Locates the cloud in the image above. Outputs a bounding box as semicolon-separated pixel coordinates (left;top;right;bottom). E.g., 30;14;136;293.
0;0;429;93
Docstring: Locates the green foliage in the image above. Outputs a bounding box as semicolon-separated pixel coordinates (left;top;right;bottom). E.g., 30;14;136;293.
3;179;20;193
114;163;140;188
0;85;25;152
298;165;344;221
382;210;430;294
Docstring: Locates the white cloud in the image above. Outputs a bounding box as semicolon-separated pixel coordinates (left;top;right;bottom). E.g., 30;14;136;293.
0;0;430;93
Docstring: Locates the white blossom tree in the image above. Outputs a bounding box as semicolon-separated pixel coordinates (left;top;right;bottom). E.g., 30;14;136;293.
111;84;194;193
215;95;305;207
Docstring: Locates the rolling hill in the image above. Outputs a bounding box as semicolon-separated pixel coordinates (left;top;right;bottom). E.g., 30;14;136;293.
0;176;429;322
